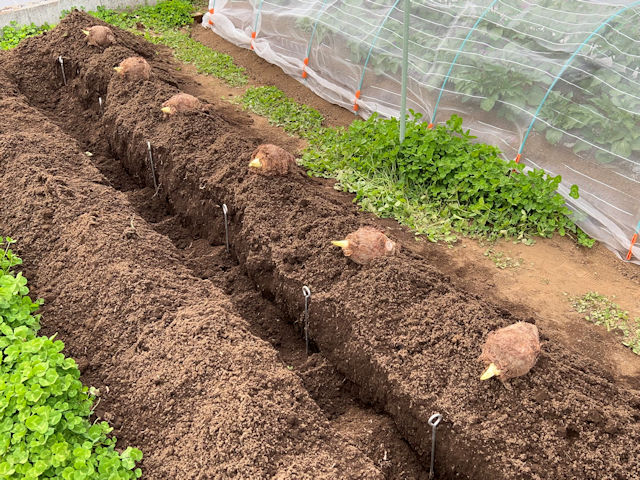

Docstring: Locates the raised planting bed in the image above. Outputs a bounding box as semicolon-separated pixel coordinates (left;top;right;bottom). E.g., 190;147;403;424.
0;46;387;479
2;12;640;479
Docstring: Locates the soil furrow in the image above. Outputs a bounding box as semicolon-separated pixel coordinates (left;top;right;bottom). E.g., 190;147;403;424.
3;13;640;480
0;71;385;479
93;152;430;480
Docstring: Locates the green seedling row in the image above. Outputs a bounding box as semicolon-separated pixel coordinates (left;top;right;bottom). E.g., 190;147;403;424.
301;112;593;246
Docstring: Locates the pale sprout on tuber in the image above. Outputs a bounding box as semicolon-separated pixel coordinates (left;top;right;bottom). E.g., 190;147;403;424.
161;93;202;115
82;26;116;48
113;57;151;82
479;322;541;383
248;144;296;176
332;227;397;265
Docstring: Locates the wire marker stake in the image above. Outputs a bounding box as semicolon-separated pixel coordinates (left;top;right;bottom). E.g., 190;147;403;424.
146;141;158;192
302;286;311;355
58;56;67;86
428;413;443;480
222;204;229;254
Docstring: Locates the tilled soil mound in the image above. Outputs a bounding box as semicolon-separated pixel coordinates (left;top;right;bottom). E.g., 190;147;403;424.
2;12;640;479
0;48;384;480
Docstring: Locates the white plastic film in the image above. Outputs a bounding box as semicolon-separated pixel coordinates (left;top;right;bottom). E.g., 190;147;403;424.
204;0;640;263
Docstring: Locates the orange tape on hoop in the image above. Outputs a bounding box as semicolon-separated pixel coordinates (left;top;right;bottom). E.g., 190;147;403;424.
208;8;214;25
250;31;256;50
627;232;638;260
353;90;361;112
301;57;309;79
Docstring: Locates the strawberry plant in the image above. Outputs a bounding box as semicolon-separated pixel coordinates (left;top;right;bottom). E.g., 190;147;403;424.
0;237;142;479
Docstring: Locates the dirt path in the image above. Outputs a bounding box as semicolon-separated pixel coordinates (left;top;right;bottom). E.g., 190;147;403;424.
3;13;640;480
191;23;640;389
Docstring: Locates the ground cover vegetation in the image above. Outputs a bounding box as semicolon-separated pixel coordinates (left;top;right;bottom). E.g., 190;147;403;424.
0;238;142;479
304;113;592;245
0;22;53;50
571;292;640;355
239;86;324;137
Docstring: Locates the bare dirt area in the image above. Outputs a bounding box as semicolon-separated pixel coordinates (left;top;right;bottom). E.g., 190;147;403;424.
0;36;389;480
191;22;640;389
2;12;640;480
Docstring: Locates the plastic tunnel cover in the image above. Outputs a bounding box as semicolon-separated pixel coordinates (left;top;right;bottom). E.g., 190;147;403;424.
204;0;640;264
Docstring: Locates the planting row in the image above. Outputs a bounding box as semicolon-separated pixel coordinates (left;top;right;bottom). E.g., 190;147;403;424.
0;49;383;478
16;12;639;479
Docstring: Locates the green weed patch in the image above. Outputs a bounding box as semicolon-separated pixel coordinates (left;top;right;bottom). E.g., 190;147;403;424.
146;30;247;86
90;0;194;31
301;112;594;246
0;237;142;479
572;292;640;354
239;86;323;136
0;22;53;50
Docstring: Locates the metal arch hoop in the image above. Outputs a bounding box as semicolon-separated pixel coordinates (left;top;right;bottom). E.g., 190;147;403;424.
517;1;640;159
430;0;499;126
355;0;403;97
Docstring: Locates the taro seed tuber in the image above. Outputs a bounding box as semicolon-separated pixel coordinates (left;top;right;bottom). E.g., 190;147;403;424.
479;322;540;383
161;93;202;115
113;57;151;82
248;144;296;176
82;26;116;48
332;227;397;265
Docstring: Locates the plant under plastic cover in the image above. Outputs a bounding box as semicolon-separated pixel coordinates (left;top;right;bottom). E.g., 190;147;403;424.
204;0;640;262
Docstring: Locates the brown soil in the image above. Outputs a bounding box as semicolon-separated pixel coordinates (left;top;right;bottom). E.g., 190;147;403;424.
2;12;640;480
191;22;640;390
0;15;425;480
0;68;389;480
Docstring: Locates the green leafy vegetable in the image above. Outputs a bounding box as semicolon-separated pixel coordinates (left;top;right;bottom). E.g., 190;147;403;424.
0;22;53;50
239;86;323;137
0;237;142;479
